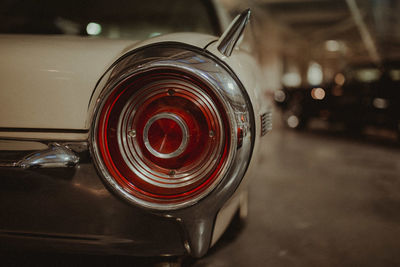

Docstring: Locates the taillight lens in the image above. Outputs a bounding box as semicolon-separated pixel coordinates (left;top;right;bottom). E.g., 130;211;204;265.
96;70;230;206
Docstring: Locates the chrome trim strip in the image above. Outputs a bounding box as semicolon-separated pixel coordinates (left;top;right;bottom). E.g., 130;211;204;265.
0;162;17;167
0;139;88;152
0;128;88;133
217;9;251;57
0;132;89;141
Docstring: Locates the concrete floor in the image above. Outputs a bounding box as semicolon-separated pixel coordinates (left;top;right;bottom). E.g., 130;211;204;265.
191;125;400;267
3;125;400;266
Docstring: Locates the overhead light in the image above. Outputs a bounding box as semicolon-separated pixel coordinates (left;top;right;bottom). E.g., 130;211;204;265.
307;61;323;85
390;69;400;81
311;87;326;100
274;90;286;103
287;115;299;128
86;22;102;36
282;72;301;87
325;40;340;52
372;98;389;109
334;73;346;86
355;68;380;82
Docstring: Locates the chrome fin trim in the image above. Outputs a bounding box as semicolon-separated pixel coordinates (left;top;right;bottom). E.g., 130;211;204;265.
217;8;251;57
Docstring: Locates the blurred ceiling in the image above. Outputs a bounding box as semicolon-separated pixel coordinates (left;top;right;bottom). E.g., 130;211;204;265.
229;0;400;66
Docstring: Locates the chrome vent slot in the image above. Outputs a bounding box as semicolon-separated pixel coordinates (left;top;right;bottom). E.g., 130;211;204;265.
260;112;272;136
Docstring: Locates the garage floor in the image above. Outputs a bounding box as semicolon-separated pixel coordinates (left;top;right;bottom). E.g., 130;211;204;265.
191;124;400;267
3;122;400;267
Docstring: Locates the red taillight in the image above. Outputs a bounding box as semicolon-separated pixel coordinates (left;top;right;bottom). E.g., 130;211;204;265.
96;70;230;205
145;114;185;157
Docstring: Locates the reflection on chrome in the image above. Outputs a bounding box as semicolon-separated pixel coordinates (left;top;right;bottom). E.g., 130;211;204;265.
18;143;79;168
217;9;251;57
0;140;84;168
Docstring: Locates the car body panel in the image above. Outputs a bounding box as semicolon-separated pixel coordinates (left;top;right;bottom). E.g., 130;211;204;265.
0;7;270;258
0;35;133;130
0;162;186;256
0;33;218;131
276;63;400;137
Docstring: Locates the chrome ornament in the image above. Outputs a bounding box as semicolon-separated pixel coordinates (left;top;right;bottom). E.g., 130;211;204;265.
217;9;251;57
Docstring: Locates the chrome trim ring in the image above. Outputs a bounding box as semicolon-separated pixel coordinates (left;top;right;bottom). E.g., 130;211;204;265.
116;78;225;189
90;43;254;211
143;113;189;159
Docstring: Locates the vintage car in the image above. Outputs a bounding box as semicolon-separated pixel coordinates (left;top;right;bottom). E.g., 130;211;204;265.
275;62;400;140
0;0;270;261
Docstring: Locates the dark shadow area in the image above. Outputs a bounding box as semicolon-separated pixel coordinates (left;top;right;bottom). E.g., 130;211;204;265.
0;212;246;267
0;252;182;267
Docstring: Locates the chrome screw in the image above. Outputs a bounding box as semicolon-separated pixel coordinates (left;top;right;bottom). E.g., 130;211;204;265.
209;130;215;137
168;89;175;96
128;130;136;138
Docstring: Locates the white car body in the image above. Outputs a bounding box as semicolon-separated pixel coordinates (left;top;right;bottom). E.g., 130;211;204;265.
0;4;270;258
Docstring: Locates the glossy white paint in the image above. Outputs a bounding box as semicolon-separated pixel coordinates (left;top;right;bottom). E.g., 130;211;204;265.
0;30;266;238
85;33;219;127
0;140;47;151
0;35;134;130
0;6;269;257
128;32;217;53
0;32;263;133
0;131;88;141
0;33;219;133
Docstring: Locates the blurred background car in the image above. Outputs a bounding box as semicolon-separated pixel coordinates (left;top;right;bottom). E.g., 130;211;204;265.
275;62;400;139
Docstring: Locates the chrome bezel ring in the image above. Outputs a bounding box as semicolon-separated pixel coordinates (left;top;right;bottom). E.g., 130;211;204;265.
142;113;189;159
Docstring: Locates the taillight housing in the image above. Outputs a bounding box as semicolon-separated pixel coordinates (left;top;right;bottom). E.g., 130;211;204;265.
91;44;254;210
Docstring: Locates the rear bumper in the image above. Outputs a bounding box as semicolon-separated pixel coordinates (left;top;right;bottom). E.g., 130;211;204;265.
0;163;186;256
